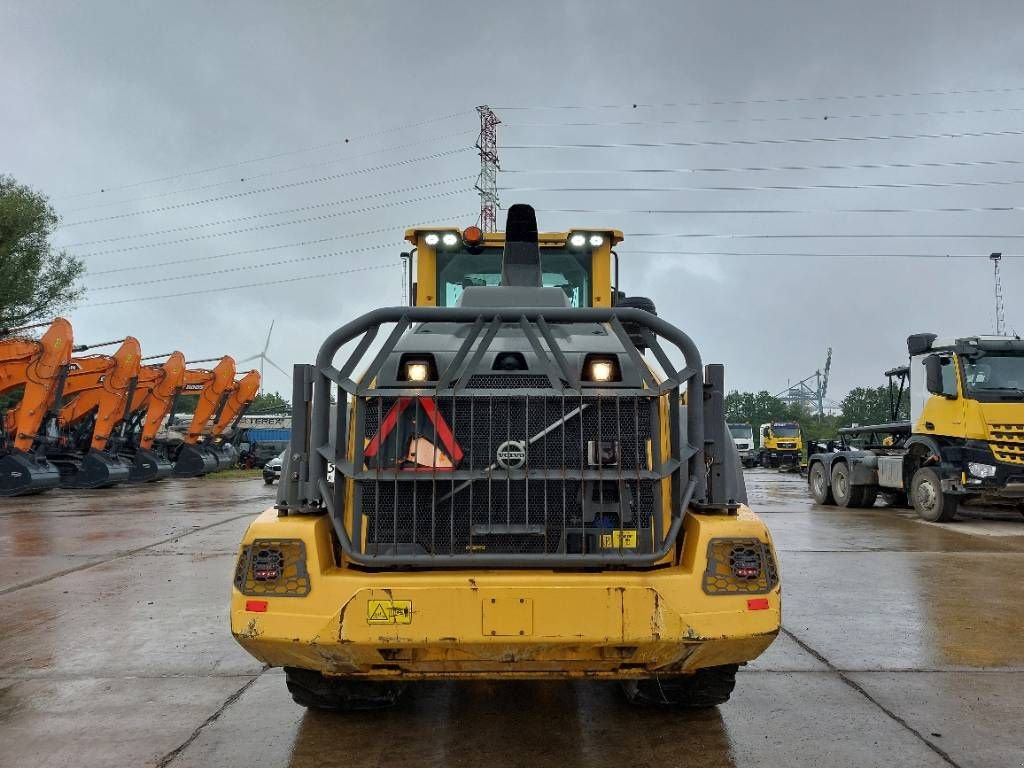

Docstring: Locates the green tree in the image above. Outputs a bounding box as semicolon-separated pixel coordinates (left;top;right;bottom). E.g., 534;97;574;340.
839;386;899;427
0;175;84;329
250;391;290;413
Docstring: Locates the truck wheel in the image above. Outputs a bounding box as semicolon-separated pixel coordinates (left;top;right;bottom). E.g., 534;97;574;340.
830;462;865;507
808;462;834;505
910;467;959;522
760;453;770;468
264;477;274;485
284;668;404;710
621;665;738;708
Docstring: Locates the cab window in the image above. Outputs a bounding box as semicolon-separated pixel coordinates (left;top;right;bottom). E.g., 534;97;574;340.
435;250;592;307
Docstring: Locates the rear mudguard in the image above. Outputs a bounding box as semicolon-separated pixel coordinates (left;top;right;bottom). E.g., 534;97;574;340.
0;450;62;497
126;447;173;483
56;449;132;489
173;443;220;477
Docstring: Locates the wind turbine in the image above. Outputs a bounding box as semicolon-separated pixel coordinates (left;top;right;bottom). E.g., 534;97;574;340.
239;320;289;394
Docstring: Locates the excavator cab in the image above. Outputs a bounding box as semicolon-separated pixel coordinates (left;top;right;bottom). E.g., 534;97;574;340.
0;318;71;496
45;337;140;488
171;356;237;477
120;351;186;482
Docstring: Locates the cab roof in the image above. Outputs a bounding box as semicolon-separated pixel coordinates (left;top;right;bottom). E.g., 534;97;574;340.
404;227;624;247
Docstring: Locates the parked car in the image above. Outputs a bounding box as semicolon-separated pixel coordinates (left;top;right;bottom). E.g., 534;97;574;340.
262;450;286;485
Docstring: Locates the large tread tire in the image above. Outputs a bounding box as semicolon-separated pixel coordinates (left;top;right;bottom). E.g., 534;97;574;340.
621;665;738;708
910;467;959;522
830;462;860;508
284;668;405;710
808;462;835;505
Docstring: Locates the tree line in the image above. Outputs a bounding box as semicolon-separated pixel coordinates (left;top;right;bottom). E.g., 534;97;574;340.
725;385;909;442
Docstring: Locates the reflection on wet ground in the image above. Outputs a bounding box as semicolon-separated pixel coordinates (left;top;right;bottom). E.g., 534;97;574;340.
0;470;1020;768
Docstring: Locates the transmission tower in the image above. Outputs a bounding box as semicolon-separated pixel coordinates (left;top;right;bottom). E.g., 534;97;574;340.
475;105;501;232
990;252;1006;335
776;347;836;418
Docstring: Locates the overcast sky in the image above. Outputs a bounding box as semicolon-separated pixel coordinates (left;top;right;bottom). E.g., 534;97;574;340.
3;0;1023;404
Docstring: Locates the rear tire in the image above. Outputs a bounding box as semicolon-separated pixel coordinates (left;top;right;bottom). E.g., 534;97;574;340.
284;668;405;710
621;665;738;708
808;462;834;505
830;462;864;507
910;467;959;522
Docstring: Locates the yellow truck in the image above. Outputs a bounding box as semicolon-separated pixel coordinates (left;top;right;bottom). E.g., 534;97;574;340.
758;422;803;469
808;332;1024;521
231;204;780;709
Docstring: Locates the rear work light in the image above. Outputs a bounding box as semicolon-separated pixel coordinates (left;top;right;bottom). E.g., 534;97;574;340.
703;538;779;595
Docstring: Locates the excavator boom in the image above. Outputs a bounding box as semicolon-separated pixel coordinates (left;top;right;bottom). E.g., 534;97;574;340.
0;318;72;496
172;356;236;477
120;352;186;483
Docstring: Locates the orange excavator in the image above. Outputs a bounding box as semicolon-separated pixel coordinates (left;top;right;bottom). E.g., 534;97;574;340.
170;356;237;477
118;351;186;483
204;369;261;468
44;336;140;488
0;318;73;496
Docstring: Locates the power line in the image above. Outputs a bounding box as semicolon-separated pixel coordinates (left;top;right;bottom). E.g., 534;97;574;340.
493;84;1024;111
501;156;1024;177
503;105;1024;129
538;204;1024;215
72;186;473;258
626;249;1023;259
627;232;1024;240
60;147;472;228
65;178;472;249
503;127;1024;153
55;111;473;201
88;243;398;292
75;263;400;308
502;177;1024;194
59;131;475;218
84;211;475;276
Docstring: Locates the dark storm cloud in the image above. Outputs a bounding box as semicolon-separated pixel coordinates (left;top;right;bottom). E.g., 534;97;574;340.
3;0;1023;399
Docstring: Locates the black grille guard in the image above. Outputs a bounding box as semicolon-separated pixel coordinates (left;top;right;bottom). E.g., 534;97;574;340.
278;306;730;567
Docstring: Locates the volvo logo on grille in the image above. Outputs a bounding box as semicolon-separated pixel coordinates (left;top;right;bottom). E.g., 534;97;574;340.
495;440;527;470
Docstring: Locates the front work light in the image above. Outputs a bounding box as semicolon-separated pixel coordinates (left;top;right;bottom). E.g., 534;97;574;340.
588;234;604;247
404;361;431;382
441;232;459;247
569;233;587;247
583;354;620;382
423;233;440;246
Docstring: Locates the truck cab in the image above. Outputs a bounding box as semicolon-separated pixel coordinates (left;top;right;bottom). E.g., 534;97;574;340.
758;421;803;469
807;333;1024;521
230;206;779;710
729;422;756;467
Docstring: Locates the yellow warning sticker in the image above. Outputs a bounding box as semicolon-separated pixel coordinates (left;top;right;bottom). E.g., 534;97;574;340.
367;599;412;625
600;530;637;549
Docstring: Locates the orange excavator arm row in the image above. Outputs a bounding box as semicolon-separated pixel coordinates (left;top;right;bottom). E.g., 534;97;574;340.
57;337;142;451
182;356;236;444
0;318;74;452
211;370;261;437
134;352;186;450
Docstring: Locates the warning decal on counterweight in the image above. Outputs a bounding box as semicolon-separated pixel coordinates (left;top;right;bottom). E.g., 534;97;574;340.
367;599;412;625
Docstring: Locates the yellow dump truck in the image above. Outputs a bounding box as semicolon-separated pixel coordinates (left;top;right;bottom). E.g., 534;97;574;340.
231;204;780;709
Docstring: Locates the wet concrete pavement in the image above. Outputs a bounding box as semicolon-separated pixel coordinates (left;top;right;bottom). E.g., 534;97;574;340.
1;470;1021;767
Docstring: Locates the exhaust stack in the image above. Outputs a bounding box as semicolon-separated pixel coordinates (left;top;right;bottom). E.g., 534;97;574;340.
500;204;542;287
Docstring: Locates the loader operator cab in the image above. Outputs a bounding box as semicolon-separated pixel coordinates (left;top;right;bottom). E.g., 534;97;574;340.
405;225;622;309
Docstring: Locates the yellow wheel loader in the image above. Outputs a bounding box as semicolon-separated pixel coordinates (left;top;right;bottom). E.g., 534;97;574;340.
231;205;780;709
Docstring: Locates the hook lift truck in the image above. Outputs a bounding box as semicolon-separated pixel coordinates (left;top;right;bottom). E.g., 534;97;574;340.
230;204;780;710
808;333;1024;521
